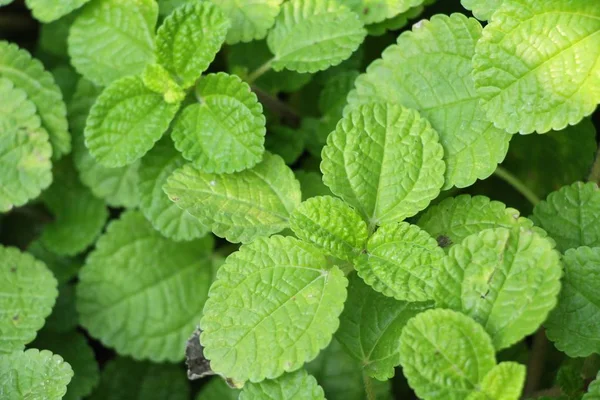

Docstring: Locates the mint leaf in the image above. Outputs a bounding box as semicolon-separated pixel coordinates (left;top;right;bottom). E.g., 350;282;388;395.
25;0;91;23
27;241;80;285
141;63;186;104
321;103;445;226
214;0;283;44
460;0;502;20
466;362;526;400
43;284;78;334
239;369;325;400
344;0;426;24
584;371;600;400
200;236;348;382
365;5;425;36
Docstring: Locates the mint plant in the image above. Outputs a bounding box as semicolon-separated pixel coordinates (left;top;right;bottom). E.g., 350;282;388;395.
0;0;599;399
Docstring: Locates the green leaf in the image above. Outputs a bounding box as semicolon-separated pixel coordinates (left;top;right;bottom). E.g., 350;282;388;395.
171;73;266;173
398;308;496;400
27;240;80;284
265;125;305;165
356;222;444;302
139;137;210;241
532;182;600;252
239;369;325;400
434;227;562;350
321;103;445;226
0;41;70;159
0;246;58;354
43;284;78;334
290;195;368;261
465;362;526;400
31;331;99;400
545;247;600;357
156;1;229;88
195;378;240;400
70;79;140;208
417;195;526;250
85;75;180;167
213;0;283;44
164;152;301;243
460;0;502;20
343;0;426;24
0;349;73;400
200;235;348;382
319;70;359;116
295;170;332;200
89;357;190;400
40;158;108;256
348;13;510;189
336;274;433;380
267;0;366;73
37;13;77;59
365;5;425;36
68;0;157;86
157;0;187;16
472;0;600;134
584;371;600;400
77;211;214;362
0;78;52;212
141;63;186;104
25;0;91;23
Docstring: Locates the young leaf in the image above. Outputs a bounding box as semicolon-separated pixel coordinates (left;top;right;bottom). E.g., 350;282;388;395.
336;274;433;380
417;195;526;250
214;0;284;44
89;357;190;400
584;371;600;400
68;0;157;86
25;0;91;23
0;78;52;212
545;247;600;357
85;75;180;167
290;195;368;261
40;158;108;256
267;0;366;73
472;0;600;134
77;211;214;362
0;246;58;354
465;362;526;400
460;0;502;20
156;1;229;88
398;309;496;400
0;349;73;399
196;378;240;400
139;137;210;241
239;369;325;400
356;222;445;302
0;41;70;158
344;0;426;24
348;13;510;189
200;236;348;382
434;227;562;350
31;331;100;400
141;63;186;105
321;103;445;227
171;73;266;173
164;152;301;243
532;182;600;252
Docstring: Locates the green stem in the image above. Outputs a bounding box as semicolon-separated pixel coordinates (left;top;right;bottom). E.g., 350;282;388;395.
524;328;549;396
246;59;274;84
494;166;541;206
363;372;375;400
587;146;600;184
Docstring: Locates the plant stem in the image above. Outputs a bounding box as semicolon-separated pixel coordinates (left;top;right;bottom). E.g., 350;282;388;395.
363;372;375;400
246;59;274;84
252;86;301;128
524;328;549;396
494;166;541;206
587;146;600;184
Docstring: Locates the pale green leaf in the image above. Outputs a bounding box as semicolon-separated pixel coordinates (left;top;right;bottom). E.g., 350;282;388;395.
25;0;91;23
172;73;265;173
164;152;301;243
68;0;157;86
141;63;186;104
0;349;73;400
466;362;526;400
267;0;366;73
336;274;433;380
70;79;140;208
532;182;600;252
472;0;600;134
357;222;444;302
399;308;496;400
239;369;325;400
290;196;368;261
139;137;210;241
213;0;283;44
156;1;229;88
77;211;213;362
584;371;600;400
342;0;426;24
85;75;180;167
0;41;70;158
0;246;58;354
545;247;600;357
41;158;108;256
27;240;80;284
195;378;240;400
321;103;445;226
0;78;52;212
31;331;99;400
89;357;190;400
461;0;502;20
435;227;562;350
200;235;348;382
0;0;14;5
348;13;510;189
295;170;332;200
265;125;304;165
